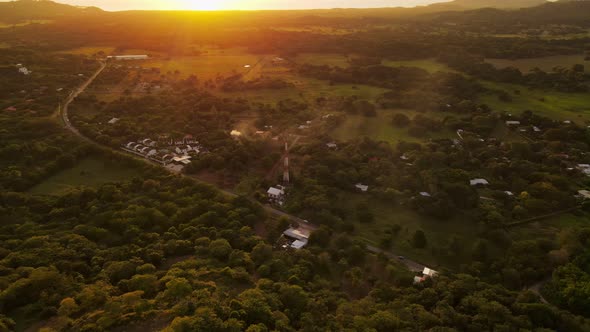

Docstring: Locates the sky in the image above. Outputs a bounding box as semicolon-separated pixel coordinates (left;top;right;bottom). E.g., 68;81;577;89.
21;0;452;11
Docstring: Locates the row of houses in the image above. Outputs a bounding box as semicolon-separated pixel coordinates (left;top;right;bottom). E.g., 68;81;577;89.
121;137;204;167
106;55;149;61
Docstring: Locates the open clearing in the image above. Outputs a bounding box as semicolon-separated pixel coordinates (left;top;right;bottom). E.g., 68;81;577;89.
337;192;479;268
331;109;454;144
140;53;262;79
220;74;388;104
29;157;138;195
383;59;455;73
0;20;53;28
294;53;350;67
55;46;116;55
486;55;588;73
479;81;590;123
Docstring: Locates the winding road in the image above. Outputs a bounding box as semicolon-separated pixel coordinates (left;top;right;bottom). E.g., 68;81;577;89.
60;60;432;274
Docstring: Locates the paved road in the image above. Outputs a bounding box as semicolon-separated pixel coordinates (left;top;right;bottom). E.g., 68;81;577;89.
60;60;430;275
61;61;107;138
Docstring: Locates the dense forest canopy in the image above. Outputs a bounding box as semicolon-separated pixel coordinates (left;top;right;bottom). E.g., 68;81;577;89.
2;0;590;331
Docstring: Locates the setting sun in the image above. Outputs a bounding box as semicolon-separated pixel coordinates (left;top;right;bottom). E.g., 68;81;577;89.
179;0;232;10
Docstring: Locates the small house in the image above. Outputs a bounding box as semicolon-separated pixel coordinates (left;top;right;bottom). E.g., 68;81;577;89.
355;183;369;192
108;118;119;124
506;121;521;126
423;267;438;278
470;178;489;186
267;187;285;201
578;190;590;200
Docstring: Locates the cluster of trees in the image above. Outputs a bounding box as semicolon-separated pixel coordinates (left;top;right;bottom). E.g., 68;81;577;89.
220;76;292;92
440;53;589;92
2;165;590;330
299;63;484;112
0;48;99;117
543;227;590;317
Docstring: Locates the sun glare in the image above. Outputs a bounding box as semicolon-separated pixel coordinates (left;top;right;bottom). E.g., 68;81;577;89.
179;0;236;10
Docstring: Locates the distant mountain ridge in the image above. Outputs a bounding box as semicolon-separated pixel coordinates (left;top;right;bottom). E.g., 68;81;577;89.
0;0;101;24
426;0;549;10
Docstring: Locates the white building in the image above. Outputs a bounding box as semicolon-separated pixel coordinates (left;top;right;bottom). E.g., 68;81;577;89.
18;67;31;75
578;190;590;200
423;267;438;278
267;187;285;201
470;178;489;186
283;227;311;250
108;118;119;124
506;121;521;126
355;183;369;192
577;164;590;176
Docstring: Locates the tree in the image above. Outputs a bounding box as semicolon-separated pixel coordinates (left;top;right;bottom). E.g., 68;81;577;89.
58;297;79;317
412;230;427;249
392;113;411;127
251;243;273;266
209;239;232;260
356;203;374;223
165;278;192;299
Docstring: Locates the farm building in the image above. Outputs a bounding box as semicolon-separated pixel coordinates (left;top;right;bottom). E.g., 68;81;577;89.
506;121;521;126
414;267;439;284
283;227;311;250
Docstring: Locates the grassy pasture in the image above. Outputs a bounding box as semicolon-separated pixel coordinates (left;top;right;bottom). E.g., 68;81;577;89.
29;157;138;195
219;74;387;105
337;192;479;268
383;59;455;73
140;52;261;80
486;55;588;73
479;81;590;123
330;109;454;144
0;20;53;28
55;46;116;55
294;53;351;67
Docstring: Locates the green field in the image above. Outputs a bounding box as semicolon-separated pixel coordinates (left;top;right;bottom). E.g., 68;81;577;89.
510;212;590;244
338;192;479;268
479;81;590;123
331;109;454;144
220;74;388;104
140;52;262;79
383;59;455;73
55;46;116;55
29;157;138;195
294;53;350;67
486;55;588;73
0;20;53;28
